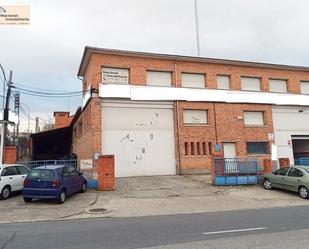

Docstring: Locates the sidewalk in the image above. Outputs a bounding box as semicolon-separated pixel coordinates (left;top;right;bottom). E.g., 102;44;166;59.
0;175;308;223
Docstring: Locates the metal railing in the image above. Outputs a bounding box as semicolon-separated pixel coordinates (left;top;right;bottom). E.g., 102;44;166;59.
214;158;258;176
17;159;78;170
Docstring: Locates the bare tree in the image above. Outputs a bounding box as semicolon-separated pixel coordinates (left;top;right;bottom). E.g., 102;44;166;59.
42;120;55;131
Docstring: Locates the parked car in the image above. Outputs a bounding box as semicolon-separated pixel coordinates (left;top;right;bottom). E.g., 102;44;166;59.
0;164;31;200
23;165;87;204
263;165;309;199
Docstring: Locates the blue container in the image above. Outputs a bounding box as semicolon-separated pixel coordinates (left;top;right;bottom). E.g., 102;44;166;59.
87;180;98;189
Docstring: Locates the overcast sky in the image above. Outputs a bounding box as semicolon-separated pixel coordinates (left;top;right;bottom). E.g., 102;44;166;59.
0;0;309;131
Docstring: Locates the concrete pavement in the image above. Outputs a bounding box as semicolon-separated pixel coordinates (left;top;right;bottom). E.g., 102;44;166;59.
0;175;309;223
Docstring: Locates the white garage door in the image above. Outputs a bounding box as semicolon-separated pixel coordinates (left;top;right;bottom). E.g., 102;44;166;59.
102;101;176;177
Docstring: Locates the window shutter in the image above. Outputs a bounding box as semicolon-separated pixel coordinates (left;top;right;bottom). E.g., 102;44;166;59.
182;73;205;88
183;110;207;124
244;111;264;125
146;71;171;87
301;81;309;94
217;75;230;89
241;77;261;91
269;79;287;93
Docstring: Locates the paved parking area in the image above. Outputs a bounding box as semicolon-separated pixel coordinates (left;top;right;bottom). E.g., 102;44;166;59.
0;175;308;223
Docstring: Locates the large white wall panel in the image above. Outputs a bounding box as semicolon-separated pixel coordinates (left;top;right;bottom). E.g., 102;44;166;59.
102;101;176;177
272;106;309;164
99;84;309;106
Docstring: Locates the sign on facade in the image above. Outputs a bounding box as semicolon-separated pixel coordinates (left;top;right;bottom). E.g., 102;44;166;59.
268;133;274;140
80;159;93;169
102;67;129;84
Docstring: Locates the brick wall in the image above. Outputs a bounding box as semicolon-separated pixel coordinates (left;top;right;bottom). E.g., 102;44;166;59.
4;146;17;164
174;102;273;173
54;112;73;129
77;50;309;175
72;97;102;161
82;52;309;94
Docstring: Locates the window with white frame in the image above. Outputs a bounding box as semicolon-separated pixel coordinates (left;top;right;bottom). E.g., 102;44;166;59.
244;111;264;126
181;73;205;88
241;77;261;91
146;71;171;87
269;79;287;93
183;110;207;125
217;75;230;89
102;67;129;84
301;81;309;94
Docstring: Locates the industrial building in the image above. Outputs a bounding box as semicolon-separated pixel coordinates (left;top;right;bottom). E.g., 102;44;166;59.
72;46;309;177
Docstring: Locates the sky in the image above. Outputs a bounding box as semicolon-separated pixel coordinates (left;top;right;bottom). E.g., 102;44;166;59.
0;0;309;132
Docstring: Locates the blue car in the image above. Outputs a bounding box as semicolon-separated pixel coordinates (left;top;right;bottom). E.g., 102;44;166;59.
23;165;87;204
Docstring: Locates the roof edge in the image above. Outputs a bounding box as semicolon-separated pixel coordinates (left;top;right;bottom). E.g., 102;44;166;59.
78;46;309;77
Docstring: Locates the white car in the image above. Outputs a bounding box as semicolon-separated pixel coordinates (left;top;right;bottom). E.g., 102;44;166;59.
0;164;31;200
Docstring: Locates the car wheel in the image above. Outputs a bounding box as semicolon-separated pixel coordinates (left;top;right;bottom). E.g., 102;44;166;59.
80;182;87;193
0;186;11;200
23;197;32;203
299;186;309;199
263;178;272;190
57;190;66;204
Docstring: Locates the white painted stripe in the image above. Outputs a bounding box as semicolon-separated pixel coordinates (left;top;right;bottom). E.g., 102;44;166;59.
203;227;267;235
99;84;309;106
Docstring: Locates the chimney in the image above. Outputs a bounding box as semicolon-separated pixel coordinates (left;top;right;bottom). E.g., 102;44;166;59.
53;112;73;129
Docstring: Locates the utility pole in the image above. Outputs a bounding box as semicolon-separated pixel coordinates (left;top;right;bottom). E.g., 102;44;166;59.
0;70;12;163
35;117;40;133
194;0;200;56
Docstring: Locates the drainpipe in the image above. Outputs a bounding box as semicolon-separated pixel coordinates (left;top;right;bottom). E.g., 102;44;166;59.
174;57;181;175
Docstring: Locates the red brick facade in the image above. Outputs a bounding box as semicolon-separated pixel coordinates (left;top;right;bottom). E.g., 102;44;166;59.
73;47;309;175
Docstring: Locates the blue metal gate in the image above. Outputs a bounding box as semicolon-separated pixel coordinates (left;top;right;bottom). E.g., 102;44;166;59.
213;158;259;185
295;157;309;166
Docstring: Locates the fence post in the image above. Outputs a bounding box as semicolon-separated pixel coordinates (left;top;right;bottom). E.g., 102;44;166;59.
210;157;215;185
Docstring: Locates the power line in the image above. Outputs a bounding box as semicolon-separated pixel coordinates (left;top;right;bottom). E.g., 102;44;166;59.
14;86;85;95
14;82;81;93
16;90;84;98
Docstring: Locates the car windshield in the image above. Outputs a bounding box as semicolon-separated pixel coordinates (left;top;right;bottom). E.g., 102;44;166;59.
29;169;54;179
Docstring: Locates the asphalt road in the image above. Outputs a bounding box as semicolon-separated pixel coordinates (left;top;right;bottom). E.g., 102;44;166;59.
1;205;309;249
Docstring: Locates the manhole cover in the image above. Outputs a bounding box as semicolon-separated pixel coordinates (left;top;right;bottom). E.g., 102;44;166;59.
88;208;108;213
